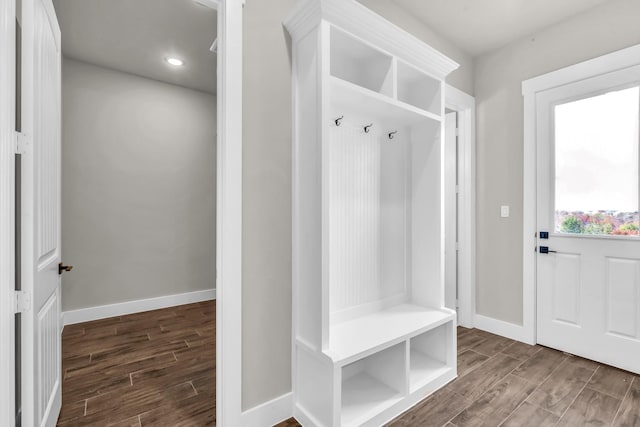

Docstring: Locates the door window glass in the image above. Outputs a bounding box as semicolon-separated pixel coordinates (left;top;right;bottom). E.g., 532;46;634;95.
554;86;639;235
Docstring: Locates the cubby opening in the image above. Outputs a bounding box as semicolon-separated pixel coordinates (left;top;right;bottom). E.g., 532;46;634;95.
397;60;441;115
409;322;453;391
330;26;394;97
341;342;406;426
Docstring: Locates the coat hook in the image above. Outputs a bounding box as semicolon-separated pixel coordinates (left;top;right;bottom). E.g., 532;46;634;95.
388;131;398;140
364;123;373;133
335;116;344;126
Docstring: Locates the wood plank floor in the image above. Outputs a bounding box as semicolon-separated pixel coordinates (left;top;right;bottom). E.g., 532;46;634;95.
279;327;640;427
57;301;215;426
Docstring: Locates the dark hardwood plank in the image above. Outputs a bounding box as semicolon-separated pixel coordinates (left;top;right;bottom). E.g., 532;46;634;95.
526;355;598;416
56;399;85;425
457;349;490;377
557;387;621;427
612;379;640;427
139;393;215;426
511;346;566;385
451;374;536;426
448;353;522;400
58;301;215;426
387;388;472;427
275;418;301;427
501;341;542;361
468;333;513;357
588;364;635;399
501;401;559;427
109;415;142;427
457;329;488;353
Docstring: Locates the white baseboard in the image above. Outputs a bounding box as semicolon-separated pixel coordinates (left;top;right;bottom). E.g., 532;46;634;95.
62;289;216;326
241;392;293;427
474;314;534;345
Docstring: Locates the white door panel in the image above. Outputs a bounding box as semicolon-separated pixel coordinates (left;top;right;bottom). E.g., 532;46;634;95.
21;0;62;425
536;68;640;375
606;257;640;338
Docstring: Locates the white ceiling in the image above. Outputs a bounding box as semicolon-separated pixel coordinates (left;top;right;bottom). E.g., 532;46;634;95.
391;0;612;56
53;0;217;94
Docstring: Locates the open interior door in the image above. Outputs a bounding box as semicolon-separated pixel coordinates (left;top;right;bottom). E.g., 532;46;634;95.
20;0;62;425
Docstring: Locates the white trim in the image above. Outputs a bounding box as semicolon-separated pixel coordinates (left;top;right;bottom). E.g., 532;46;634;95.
474;314;532;344
1;0;243;424
0;0;16;423
522;43;640;346
521;82;537;345
61;289;216;326
215;1;244;426
522;44;640;97
241;392;293;427
445;84;476;329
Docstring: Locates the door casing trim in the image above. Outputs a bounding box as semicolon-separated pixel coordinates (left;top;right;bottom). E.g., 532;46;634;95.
445;85;476;329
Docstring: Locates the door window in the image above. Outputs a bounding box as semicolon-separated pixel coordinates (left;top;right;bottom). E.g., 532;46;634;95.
554;86;639;236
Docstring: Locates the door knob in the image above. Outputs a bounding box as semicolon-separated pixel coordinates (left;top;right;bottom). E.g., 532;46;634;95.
58;263;73;275
539;246;557;254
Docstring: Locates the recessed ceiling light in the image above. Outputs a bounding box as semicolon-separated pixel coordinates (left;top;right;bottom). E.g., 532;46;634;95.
166;57;184;67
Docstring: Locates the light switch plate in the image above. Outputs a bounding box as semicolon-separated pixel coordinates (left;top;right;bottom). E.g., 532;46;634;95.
501;205;510;218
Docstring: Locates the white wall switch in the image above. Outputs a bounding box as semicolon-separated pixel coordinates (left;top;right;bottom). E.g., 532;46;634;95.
501;205;510;218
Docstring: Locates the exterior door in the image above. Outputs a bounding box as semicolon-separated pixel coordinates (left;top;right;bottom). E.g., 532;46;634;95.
20;0;62;425
536;65;640;374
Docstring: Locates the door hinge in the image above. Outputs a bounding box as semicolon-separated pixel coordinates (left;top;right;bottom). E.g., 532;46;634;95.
15;291;32;314
456;242;461;251
455;185;460;194
455;127;459;137
15;132;30;155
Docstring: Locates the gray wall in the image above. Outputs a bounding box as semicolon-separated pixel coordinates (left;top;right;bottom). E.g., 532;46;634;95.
61;59;216;312
474;0;640;324
241;0;474;411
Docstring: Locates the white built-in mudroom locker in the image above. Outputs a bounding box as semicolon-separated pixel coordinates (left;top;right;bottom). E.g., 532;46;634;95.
286;0;459;425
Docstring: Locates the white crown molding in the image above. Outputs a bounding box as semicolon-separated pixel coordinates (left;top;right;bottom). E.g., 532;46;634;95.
284;0;459;79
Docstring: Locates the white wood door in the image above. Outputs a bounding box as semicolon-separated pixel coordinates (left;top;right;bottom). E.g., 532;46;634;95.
20;0;62;425
444;112;457;311
536;66;640;374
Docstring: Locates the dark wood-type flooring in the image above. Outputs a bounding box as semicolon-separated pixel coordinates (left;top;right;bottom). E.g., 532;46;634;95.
57;301;215;426
59;305;640;427
280;327;640;427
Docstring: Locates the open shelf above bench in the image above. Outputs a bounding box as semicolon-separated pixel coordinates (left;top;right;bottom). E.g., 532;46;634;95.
330;76;441;130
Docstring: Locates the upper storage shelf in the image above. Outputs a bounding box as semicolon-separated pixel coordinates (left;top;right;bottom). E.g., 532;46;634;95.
330;27;394;97
397;60;441;116
329;26;444;118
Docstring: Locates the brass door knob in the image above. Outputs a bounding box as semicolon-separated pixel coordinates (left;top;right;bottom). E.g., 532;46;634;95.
58;263;73;275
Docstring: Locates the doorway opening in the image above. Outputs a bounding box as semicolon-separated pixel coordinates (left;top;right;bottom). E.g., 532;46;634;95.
32;0;219;423
444;85;476;329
